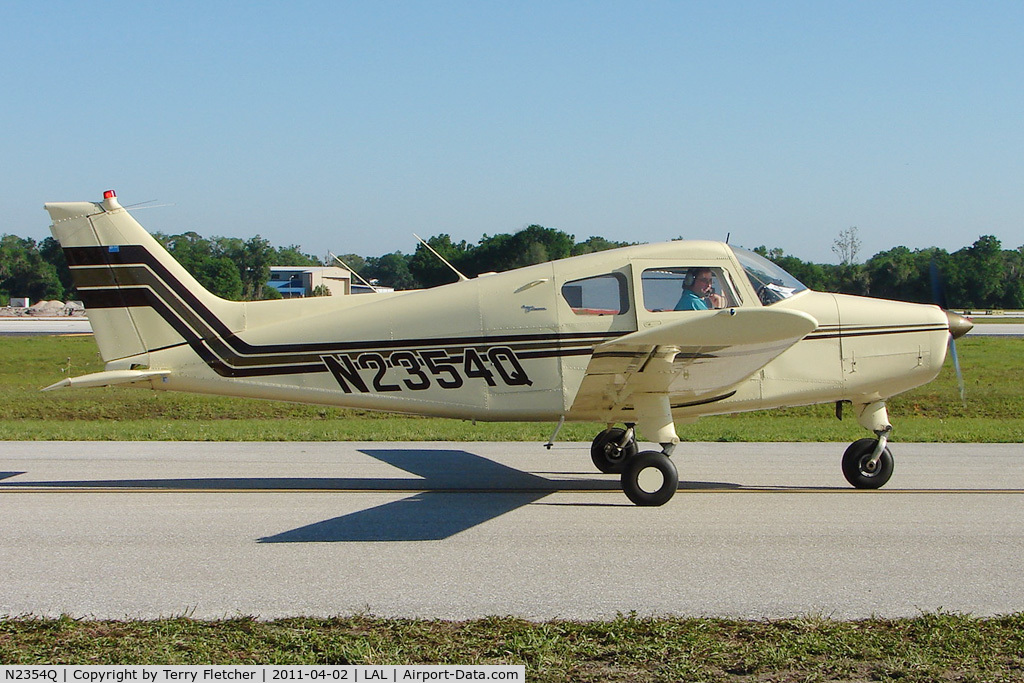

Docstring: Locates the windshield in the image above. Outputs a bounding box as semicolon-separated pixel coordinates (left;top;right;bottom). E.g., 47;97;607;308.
731;246;808;305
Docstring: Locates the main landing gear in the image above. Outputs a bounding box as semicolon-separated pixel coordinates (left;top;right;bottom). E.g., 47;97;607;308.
590;426;637;473
591;425;679;506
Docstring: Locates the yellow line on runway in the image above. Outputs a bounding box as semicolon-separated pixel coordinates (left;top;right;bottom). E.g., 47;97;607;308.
2;486;1023;494
2;487;551;494
669;488;1024;495
0;487;415;494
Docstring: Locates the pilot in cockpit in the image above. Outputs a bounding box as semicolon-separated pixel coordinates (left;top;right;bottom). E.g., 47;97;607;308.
674;267;725;310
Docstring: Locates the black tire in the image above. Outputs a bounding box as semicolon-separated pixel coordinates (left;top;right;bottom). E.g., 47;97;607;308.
591;427;638;474
841;437;894;489
621;451;679;506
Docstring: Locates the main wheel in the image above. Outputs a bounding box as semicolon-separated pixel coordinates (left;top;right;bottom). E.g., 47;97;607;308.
841;437;894;489
621;451;679;506
591;427;638;474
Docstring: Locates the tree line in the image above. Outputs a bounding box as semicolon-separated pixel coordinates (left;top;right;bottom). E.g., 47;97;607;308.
2;226;1022;310
759;233;1024;310
0;232;325;305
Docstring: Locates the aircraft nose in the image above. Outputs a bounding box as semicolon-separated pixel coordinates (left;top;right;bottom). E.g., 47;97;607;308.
945;310;973;339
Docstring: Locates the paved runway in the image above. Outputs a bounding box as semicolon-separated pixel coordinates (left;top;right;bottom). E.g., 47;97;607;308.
1;441;1022;620
0;318;92;335
968;323;1024;336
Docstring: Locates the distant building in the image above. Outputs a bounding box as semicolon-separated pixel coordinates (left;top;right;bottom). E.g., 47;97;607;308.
351;281;395;294
267;266;351;298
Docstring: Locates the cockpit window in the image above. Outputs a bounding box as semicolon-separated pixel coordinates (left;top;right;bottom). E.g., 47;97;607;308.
731;246;808;305
641;267;738;312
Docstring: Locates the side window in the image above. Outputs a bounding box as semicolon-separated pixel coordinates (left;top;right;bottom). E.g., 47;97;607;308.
642;267;737;312
561;273;630;316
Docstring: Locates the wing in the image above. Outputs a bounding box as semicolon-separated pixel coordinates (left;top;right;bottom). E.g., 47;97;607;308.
569;307;818;415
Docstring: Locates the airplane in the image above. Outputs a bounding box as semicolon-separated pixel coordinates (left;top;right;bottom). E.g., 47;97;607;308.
42;190;973;506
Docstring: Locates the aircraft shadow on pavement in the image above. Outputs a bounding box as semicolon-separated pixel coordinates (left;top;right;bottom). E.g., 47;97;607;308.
261;448;615;543
254;450;741;540
0;450;741;542
262;450;738;543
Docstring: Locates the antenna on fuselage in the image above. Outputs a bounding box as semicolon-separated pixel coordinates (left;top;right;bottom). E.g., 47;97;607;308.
412;233;469;282
329;251;378;292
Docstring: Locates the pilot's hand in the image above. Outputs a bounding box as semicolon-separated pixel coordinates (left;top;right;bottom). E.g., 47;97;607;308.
708;293;726;309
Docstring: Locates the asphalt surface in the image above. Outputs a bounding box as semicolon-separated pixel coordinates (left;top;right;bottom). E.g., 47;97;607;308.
971;323;1024;336
2;441;1022;620
0;318;92;335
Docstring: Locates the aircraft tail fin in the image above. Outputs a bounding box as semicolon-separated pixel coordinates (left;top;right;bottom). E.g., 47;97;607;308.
44;191;243;369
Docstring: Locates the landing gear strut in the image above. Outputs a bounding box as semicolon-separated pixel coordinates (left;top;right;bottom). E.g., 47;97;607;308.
595;391;682;506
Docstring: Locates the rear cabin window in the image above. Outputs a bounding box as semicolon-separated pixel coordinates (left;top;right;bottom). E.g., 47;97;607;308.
561;273;629;316
641;267;739;312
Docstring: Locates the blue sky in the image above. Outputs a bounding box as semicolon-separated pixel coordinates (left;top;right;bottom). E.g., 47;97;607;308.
3;1;1022;264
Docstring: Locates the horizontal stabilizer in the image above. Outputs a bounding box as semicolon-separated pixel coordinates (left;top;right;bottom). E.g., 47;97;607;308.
43;369;171;392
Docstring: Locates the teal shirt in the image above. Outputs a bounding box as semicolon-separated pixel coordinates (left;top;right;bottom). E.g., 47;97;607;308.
674;289;709;311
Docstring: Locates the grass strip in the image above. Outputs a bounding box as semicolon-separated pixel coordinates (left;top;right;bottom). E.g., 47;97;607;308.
2;613;1023;681
2;335;1023;442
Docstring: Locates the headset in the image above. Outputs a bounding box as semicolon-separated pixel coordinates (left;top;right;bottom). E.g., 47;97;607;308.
683;268;711;288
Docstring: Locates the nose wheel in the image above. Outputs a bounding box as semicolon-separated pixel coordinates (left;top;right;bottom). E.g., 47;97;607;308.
841;437;894;489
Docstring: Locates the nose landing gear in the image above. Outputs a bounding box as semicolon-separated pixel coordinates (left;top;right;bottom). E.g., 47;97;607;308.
843;400;895;489
841;436;894;488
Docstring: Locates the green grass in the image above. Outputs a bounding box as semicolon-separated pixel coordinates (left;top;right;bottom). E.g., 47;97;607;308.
2;613;1023;681
1;335;1022;442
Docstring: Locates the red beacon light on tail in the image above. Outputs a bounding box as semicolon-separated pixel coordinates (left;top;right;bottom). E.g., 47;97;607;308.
102;189;121;211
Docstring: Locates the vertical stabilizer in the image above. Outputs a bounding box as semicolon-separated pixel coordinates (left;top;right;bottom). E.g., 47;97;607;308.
44;191;244;369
